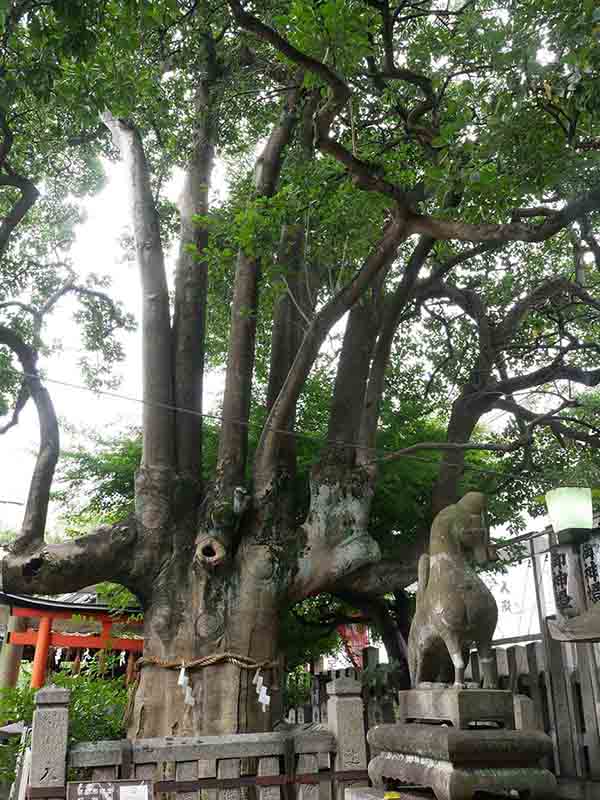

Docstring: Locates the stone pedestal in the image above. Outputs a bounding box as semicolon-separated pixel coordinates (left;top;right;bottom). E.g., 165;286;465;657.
397;688;514;730
367;722;557;800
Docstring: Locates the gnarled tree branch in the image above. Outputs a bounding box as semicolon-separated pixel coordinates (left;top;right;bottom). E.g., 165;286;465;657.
408;186;600;242
493;397;600;449
0;172;39;258
494;278;600;346
0;380;29;436
228;0;410;206
0;326;58;553
1;519;140;599
332;555;422;597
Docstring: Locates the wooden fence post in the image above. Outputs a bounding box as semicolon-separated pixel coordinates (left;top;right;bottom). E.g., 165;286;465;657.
326;678;367;800
29;686;70;800
546;624;579;777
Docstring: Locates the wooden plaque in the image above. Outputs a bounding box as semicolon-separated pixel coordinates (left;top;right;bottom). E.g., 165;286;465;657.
67;781;152;800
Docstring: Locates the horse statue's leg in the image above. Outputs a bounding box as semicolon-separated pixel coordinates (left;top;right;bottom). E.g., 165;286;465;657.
477;640;498;689
442;631;466;688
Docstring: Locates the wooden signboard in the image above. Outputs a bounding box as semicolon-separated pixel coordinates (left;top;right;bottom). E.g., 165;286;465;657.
67;781;152;800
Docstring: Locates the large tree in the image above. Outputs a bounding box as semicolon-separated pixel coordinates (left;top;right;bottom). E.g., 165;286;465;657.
1;0;600;738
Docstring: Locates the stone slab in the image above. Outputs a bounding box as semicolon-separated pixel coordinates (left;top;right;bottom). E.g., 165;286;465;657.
397;689;514;729
367;724;552;766
72;731;337;767
327;678;362;696
369;753;557;800
30;702;69;790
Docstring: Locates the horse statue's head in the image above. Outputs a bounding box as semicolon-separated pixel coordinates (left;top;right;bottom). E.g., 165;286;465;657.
430;491;498;565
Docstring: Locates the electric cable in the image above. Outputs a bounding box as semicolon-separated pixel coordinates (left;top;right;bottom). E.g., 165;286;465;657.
0;362;558;483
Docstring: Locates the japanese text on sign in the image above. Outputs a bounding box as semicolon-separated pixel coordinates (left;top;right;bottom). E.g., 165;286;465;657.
581;541;600;605
551;550;573;611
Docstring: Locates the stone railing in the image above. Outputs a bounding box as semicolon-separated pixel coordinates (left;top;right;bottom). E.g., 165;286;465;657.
25;678;368;800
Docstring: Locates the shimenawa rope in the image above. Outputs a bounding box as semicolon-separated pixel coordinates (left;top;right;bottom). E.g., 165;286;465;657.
135;651;277;672
123;651;276;726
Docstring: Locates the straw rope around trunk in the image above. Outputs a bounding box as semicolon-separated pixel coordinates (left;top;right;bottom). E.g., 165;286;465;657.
123;651;278;727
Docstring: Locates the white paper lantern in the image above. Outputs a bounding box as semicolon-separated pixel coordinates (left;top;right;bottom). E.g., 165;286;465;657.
545;487;593;533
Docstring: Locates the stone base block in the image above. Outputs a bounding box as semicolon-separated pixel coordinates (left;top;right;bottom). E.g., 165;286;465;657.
366;724;557;800
397;688;515;729
369;753;556;800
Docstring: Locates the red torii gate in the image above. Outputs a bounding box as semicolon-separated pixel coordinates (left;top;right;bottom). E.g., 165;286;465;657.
1;591;143;688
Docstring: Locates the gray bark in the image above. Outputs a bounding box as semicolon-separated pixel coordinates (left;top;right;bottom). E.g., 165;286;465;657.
101;113;175;472
173;61;216;482
255;218;408;494
217;87;301;492
0;173;39;258
0;326;58;553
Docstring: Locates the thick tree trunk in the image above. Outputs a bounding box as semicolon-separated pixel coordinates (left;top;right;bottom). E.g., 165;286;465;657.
259;224;316;525
128;540;283;736
430;416;474;516
173;76;215;481
129;457;381;737
129;575;280;737
101;113;175;471
217;89;301;493
430;397;490;515
326;299;379;468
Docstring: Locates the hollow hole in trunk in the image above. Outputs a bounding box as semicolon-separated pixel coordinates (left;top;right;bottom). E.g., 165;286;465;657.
23;557;44;577
202;544;216;558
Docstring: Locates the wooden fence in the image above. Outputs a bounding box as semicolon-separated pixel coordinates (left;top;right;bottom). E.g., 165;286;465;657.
465;628;600;798
23;677;369;800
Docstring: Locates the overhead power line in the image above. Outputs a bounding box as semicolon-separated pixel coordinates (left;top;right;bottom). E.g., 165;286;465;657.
0;363;546;483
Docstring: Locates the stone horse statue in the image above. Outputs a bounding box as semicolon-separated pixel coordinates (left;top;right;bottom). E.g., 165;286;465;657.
408;492;499;689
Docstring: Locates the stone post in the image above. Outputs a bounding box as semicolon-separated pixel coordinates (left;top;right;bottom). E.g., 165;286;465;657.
326;678;367;800
30;686;70;800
